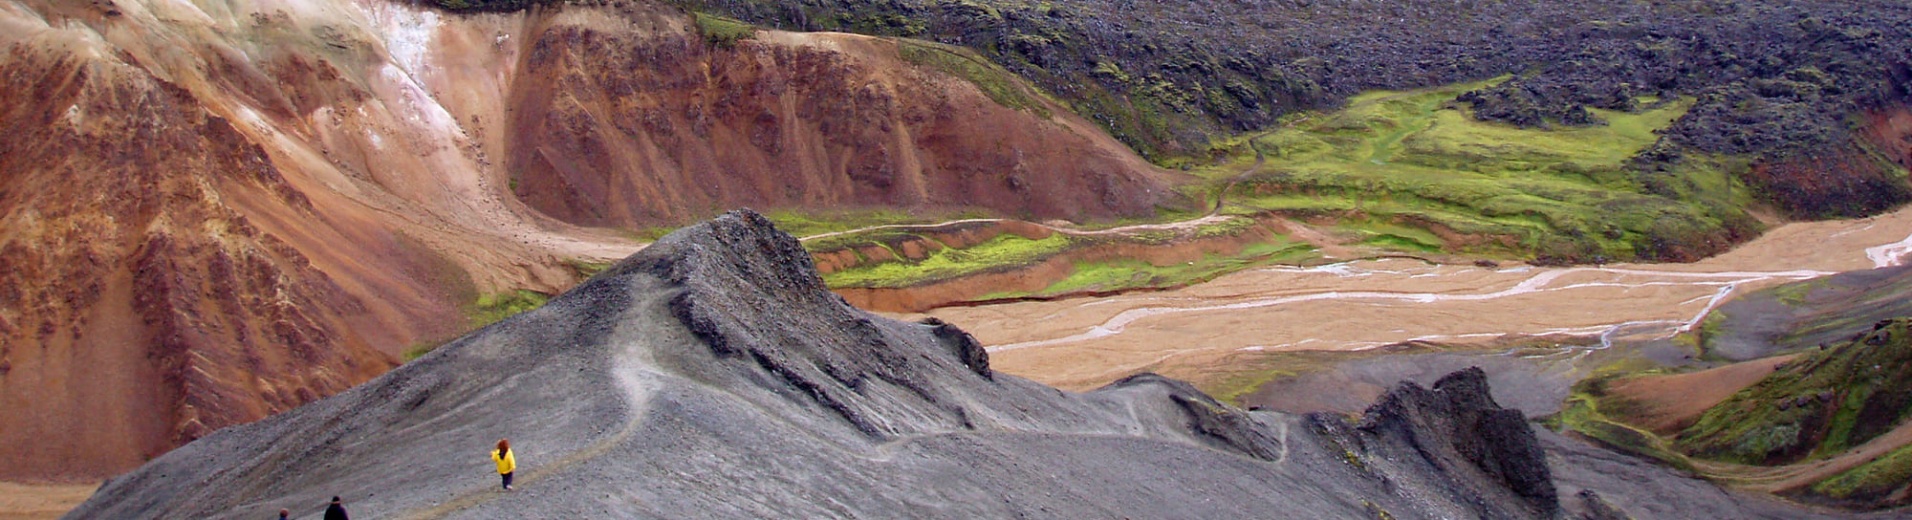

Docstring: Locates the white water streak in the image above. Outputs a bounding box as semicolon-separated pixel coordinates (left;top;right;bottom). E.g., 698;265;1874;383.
1865;232;1912;268
986;266;1830;353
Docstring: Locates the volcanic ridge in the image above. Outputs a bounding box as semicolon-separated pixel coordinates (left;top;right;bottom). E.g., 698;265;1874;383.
69;211;1874;519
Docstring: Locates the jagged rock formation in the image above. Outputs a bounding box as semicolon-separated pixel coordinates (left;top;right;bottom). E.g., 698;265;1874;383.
0;0;1167;480
68;211;1867;519
1353;368;1559;519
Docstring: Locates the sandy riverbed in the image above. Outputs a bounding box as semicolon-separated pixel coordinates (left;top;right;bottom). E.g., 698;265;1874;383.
919;206;1912;390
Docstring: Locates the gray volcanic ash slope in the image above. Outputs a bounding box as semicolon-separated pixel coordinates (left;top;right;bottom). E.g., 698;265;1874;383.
69;211;1842;519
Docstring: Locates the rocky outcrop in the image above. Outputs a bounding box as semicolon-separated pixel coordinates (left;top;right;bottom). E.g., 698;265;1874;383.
620;210;991;437
1350;367;1559;518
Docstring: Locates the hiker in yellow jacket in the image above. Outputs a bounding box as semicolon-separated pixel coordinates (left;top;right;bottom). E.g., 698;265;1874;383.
491;438;517;491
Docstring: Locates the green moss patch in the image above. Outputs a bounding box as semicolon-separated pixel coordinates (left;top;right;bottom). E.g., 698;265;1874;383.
1550;375;1700;473
1206;79;1760;263
1016;239;1315;298
567;259;614;279
1813;442;1912;501
822;232;1078;288
468;290;552;329
1679;319;1912;466
897;39;1052;117
693;13;757;47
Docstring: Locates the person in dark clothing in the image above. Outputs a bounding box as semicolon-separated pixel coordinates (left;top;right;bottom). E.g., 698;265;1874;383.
278;509;290;520
324;496;349;520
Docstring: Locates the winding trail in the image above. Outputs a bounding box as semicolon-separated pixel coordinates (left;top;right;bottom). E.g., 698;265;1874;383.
397;285;671;520
1689;420;1912;494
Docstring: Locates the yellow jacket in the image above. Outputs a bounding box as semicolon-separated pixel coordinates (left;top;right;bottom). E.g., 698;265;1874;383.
492;448;516;475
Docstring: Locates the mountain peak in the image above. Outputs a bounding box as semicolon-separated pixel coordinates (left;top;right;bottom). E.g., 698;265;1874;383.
1356;366;1559;517
71;212;1622;519
600;209;993;438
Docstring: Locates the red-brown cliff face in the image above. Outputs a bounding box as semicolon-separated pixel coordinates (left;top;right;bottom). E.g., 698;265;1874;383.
1745;105;1912;219
0;0;1170;481
506;10;1170;227
0;41;423;479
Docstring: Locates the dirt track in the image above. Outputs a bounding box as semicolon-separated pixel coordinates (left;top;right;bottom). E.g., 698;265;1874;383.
1608;355;1799;434
0;483;93;520
1692;421;1912;494
920;206;1912;390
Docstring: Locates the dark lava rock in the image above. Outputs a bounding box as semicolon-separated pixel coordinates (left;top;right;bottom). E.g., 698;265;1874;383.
1348;367;1558;519
1573;490;1630;520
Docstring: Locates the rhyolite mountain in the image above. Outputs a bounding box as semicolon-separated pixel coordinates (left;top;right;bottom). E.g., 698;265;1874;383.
0;0;1167;479
66;211;1880;519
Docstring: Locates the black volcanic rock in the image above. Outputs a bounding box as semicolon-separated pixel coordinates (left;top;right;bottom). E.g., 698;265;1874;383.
1354;367;1558;518
696;0;1912;173
619;209;987;438
66;211;1868;519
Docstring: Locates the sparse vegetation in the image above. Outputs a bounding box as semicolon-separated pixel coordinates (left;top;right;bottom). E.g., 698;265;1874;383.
567;259;614;279
1678;319;1912;466
468;290;552;329
399;276;623;362
633;226;678;242
1557;317;1912;509
897;40;1051;117
1208;81;1761;263
1552;379;1700;473
1814;442;1912;502
996;239;1315;299
1205;367;1295;407
402;341;445;362
1693;311;1730;358
693;12;756;47
1191;216;1257;239
805;213;1316;299
802;228;925;257
767;208;974;239
822;232;1078;288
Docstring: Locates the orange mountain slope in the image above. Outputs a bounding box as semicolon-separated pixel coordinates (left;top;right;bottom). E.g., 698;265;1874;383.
0;0;1168;480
